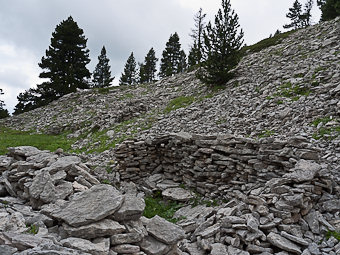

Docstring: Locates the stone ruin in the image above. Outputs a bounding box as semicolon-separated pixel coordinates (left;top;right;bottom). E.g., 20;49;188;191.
0;132;339;254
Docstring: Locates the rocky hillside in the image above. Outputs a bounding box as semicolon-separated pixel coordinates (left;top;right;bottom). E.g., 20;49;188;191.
1;18;340;156
0;17;339;255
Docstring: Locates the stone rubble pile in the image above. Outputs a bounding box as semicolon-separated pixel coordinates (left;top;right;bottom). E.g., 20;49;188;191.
0;146;185;255
114;133;340;255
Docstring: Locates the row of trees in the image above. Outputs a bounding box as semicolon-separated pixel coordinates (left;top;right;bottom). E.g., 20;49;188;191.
284;0;340;30
10;0;339;115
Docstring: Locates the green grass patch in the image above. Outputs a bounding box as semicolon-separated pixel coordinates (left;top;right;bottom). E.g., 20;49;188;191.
26;224;39;235
0;126;75;155
241;30;295;54
143;191;185;223
164;96;196;114
94;87;112;94
273;82;311;100
312;126;340;140
311;117;332;127
258;130;275;138
326;230;340;241
118;93;134;101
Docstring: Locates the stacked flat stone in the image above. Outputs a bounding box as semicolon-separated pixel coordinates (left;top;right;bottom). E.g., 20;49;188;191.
0;146;185;255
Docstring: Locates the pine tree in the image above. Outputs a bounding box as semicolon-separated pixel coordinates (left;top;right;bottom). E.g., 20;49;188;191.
38;16;91;101
139;48;158;83
301;0;314;27
318;0;340;20
13;89;39;115
14;16;91;113
92;46;114;88
159;33;184;78
120;52;137;85
0;88;9;119
284;0;303;29
177;50;187;73
188;8;207;67
198;0;244;85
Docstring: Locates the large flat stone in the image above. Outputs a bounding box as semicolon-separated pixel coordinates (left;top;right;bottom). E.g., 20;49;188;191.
63;219;126;239
61;237;109;255
50;184;123;227
146;215;185;245
162;187;194;202
267;232;302;254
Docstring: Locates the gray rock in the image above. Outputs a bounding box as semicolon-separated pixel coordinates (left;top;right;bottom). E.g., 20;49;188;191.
281;231;309;246
63;219;126;239
61;237;109;255
267;232;302;254
29;171;57;203
8;146;41;158
283;160;321;182
45;156;81;174
0;245;18;255
113;194;145;221
50;184;124;227
305;211;320;234
3;232;53;251
162;188;194;202
139;235;172;255
210;243;228;255
112;244;140;254
110;233;143;245
146;215;185;245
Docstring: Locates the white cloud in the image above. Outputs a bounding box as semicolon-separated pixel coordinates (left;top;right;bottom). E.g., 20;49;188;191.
0;41;42;113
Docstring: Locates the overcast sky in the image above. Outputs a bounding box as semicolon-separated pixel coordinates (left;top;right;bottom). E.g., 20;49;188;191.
0;0;321;113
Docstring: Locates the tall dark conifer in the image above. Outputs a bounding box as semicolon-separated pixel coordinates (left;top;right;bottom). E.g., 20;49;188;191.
198;0;244;85
92;46;114;88
14;16;91;113
0;88;9;119
318;0;340;20
38;16;91;100
139;48;158;83
159;33;185;78
120;52;137;85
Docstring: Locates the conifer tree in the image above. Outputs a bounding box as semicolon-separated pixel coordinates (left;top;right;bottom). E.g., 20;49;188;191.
0;88;9;119
188;8;207;67
139;48;158;83
284;0;303;29
14;16;91;113
301;0;314;27
159;33;185;78
198;0;244;85
92;46;114;88
317;0;340;20
178;50;187;73
120;52;137;85
284;0;314;29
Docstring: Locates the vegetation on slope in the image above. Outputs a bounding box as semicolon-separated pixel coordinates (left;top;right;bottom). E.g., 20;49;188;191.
0;126;75;155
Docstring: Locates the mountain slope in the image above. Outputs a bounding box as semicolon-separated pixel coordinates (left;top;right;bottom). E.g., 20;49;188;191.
1;17;339;155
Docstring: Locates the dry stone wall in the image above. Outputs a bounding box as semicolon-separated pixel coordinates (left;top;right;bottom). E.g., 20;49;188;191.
115;133;321;198
115;134;340;254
